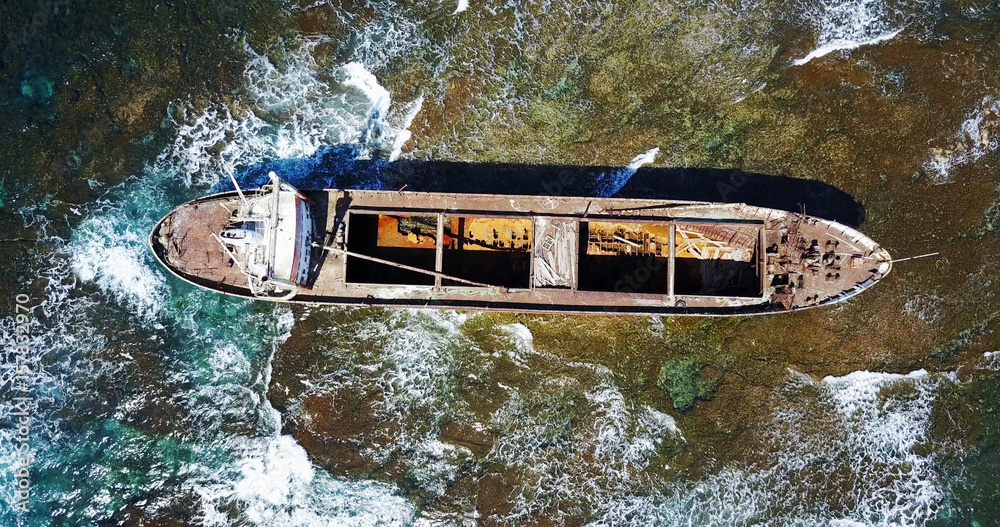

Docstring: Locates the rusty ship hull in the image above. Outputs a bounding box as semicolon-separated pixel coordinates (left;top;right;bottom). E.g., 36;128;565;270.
149;179;892;316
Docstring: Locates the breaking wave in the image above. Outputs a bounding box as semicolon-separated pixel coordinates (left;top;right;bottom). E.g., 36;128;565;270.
68;171;178;319
477;325;683;525
979;351;1000;371
594;147;659;197
284;310;467;499
278;314;689;524
924;96;1000;183
792;0;939;65
189;312;416;527
591;369;957;526
162;42;419;189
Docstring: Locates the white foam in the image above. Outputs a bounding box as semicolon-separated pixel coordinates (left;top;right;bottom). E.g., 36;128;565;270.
628;147;660;170
590;369;956;525
821;369;929;416
158;45;411;189
585;378;682;466
159;104;270;187
401;438;466;498
274;308;296;345
923;96;1000;182
0;252;141;516
903;293;944;324
6;26;443;526
348;4;436;71
794;28;903;66
234;435;316;506
731;80;767;104
209;341;253;384
68;172;175;318
196;435;414;527
61;71;420;520
792;0;908;66
415;509;478;527
166;293;415;527
70;234;167;317
640;406;682;439
380;311;461;409
979;351;1000;370
499;322;537;367
595;147;660;197
484;359;683;524
286;310;467;500
341;62;391;122
454;0;469;14
502;323;533;347
387;95;424;161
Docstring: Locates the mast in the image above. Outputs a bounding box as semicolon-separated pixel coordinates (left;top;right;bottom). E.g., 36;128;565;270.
227;169;248;206
267;171;281;281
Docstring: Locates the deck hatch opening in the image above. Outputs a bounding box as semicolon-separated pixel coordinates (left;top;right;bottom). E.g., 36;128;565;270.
345;213;438;285
577;221;669;294
672;222;762;297
441;216;532;288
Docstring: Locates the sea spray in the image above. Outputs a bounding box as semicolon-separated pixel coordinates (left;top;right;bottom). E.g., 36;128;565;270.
270;313;688;524
190;309;414;527
342;1;439;73
478;324;683;524
980;351;1000;370
589;369;960;526
80;236;423;526
593;147;659;197
791;0;941;65
3;1;995;525
387;95;424;161
162;45;417;191
275;309;467;499
924;96;1000;183
68;171;180;319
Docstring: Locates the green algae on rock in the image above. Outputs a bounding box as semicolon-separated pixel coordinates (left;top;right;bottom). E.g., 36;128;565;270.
657;358;719;412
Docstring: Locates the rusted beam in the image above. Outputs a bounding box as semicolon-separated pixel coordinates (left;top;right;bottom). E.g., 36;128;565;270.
668;223;676;301
435;213;444;288
315;243;506;290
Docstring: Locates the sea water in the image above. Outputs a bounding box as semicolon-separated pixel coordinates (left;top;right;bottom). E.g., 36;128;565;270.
1;0;998;525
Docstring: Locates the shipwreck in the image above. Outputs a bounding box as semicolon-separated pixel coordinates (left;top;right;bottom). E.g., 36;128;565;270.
149;172;892;315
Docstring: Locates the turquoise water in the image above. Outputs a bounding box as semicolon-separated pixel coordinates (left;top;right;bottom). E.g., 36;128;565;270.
2;0;1000;525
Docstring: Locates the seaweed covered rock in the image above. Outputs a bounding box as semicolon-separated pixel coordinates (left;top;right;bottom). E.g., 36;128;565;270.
657;358;718;411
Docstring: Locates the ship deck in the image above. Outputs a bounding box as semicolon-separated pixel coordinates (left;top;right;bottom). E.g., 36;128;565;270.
151;188;891;315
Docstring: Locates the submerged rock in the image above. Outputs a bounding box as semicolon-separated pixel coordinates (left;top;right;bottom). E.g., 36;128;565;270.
20;74;54;101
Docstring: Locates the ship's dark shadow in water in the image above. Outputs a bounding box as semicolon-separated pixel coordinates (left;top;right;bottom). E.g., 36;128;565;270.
221;144;866;227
